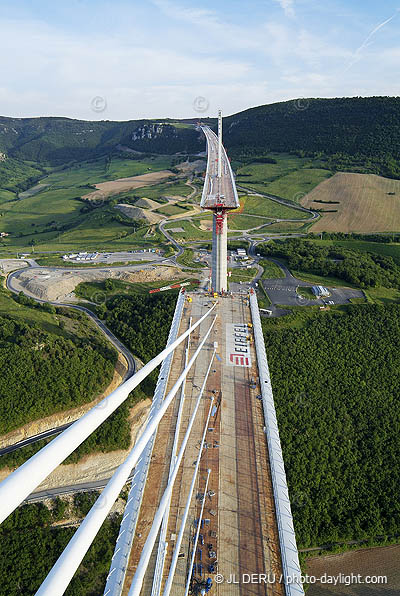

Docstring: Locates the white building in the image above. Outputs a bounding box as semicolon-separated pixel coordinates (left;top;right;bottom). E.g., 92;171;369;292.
312;285;330;297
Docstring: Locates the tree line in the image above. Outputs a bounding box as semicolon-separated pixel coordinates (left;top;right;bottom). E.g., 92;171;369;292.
258;238;400;288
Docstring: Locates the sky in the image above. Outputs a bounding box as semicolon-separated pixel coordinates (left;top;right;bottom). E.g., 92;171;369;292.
0;0;400;120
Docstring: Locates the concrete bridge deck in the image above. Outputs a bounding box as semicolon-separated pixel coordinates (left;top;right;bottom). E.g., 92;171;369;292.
122;292;285;595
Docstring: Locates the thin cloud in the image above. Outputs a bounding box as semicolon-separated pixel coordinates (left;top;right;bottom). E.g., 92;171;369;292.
273;0;295;18
345;11;399;72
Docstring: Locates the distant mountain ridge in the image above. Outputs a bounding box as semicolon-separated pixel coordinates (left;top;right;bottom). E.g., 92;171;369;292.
1;97;400;167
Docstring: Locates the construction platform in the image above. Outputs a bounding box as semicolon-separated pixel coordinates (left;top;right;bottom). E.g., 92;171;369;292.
121;292;288;595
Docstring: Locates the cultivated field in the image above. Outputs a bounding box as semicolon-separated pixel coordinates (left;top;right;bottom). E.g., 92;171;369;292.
302;172;400;232
83;170;174;200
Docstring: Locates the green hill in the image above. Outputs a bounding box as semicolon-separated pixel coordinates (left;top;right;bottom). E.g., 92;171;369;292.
2;97;400;177
221;96;400;178
0;117;203;165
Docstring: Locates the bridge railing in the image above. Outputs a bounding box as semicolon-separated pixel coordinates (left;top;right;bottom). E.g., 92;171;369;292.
250;292;305;596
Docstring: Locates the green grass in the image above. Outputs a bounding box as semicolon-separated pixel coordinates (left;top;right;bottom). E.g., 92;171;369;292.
296;286;317;300
42;155;173;188
364;287;400;304
165;220;211;241
261;221;310;233
0;278;112;342
176;248;204;269
240;194;309;219
260;259;285;279
156;204;190;216
264;168;332;201
291;269;361;289
228;267;257;283
228;213;271;230
75;278;198;302
235;153;332;202
0;189;17;205
116;180;193;203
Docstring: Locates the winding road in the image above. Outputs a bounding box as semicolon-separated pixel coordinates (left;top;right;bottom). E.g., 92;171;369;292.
1;265;136;464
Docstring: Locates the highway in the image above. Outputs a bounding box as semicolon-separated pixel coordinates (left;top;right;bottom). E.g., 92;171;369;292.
200;125;239;210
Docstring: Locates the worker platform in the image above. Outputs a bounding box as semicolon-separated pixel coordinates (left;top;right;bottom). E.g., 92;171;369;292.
118;292;303;596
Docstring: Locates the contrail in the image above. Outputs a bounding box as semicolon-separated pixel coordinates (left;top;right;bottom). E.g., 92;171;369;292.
344;10;399;72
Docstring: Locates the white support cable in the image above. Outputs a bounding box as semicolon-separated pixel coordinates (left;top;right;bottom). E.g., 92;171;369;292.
0;301;216;524
151;317;192;596
162;397;215;596
184;469;211;596
128;348;217;596
35;317;217;596
104;291;185;596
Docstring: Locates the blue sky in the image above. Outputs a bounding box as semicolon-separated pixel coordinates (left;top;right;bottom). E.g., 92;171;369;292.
1;0;399;120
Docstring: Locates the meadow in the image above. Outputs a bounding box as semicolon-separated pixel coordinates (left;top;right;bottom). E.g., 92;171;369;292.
235;153;332;201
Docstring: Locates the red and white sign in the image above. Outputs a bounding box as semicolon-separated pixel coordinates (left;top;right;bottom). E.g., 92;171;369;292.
226;323;251;367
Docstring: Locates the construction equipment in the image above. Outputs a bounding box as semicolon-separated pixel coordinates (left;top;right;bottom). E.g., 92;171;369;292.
191;577;213;595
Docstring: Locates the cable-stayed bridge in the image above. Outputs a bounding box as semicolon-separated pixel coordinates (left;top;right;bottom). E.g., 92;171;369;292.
0;114;304;596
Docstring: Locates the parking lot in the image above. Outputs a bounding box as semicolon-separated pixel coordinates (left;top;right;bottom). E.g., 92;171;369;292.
262;261;365;307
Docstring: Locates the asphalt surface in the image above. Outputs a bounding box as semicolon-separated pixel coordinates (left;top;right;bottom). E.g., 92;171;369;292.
261;258;365;307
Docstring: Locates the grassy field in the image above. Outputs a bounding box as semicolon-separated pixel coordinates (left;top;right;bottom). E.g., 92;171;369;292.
364;287;400;304
118;180;194;203
0;156;183;253
164;220;213;241
259;259;285;279
75;278;198;302
156;204;190;216
238;194;308;219
259;221;310;233
0;278;112;341
176;248;204;269
302;173;400;233
228;213;270;230
228;267;257;283
291;269;361;289
42;155;174;188
235;154;332;201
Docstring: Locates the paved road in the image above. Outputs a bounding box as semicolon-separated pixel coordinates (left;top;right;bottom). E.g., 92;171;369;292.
260;258;365;307
158;219;184;260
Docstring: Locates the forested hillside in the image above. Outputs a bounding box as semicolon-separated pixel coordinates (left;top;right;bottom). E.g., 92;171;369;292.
258;238;400;289
263;304;400;548
0;498;120;595
223;97;400;178
0;117;202;165
0;314;116;434
2;97;400;175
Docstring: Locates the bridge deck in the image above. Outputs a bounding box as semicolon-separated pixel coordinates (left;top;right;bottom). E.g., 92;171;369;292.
123;293;284;595
200;127;239;211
